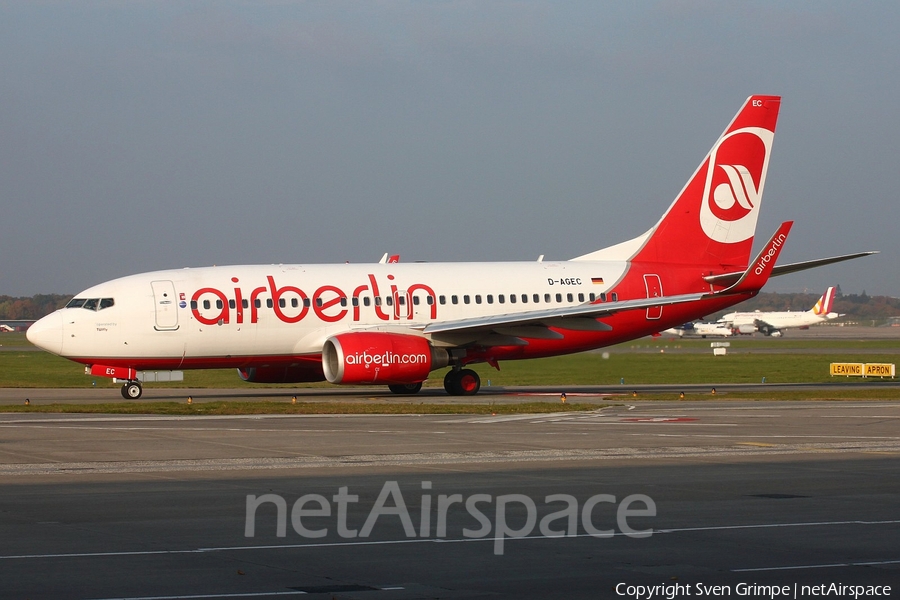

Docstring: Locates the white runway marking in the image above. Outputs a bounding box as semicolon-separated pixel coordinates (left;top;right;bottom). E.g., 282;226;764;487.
4;440;900;476
4;519;898;562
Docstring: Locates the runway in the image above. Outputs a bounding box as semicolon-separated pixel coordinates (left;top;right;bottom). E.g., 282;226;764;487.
1;400;899;598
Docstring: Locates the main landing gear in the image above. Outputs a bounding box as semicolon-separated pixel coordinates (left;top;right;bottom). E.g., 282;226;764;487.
388;382;423;395
444;368;481;396
121;380;143;399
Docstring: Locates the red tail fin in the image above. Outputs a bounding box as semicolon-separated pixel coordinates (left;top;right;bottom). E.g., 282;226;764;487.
632;96;781;271
813;287;836;315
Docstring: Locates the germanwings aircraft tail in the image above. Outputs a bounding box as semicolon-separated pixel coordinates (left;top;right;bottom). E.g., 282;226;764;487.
27;96;875;398
812;286;836;316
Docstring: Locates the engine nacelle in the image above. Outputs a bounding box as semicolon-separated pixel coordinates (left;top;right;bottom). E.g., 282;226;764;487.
736;324;757;335
322;332;449;385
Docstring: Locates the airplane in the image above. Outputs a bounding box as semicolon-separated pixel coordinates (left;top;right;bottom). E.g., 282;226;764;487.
661;321;734;338
26;95;876;399
718;286;842;336
0;325;14;333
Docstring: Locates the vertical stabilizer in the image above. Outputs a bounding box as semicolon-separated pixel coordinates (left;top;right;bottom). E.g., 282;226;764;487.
630;96;781;270
812;287;836;315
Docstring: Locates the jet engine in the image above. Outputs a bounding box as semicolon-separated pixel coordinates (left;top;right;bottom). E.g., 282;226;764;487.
322;332;449;385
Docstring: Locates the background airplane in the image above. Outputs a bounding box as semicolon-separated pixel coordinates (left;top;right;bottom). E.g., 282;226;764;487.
26;97;874;399
661;322;733;338
718;286;841;336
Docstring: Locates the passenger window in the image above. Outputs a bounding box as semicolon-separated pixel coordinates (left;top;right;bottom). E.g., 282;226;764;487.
99;298;115;310
242;299;249;309
203;300;211;310
486;295;493;304
426;296;433;305
611;293;618;302
266;299;273;308
398;296;405;306
509;295;515;304
589;293;595;302
375;297;382;306
534;294;540;303
352;298;359;307
555;294;562;303
567;293;573;302
386;297;393;306
413;296;421;306
475;295;482;304
439;295;446;305
254;299;261;308
340;297;347;307
304;298;311;307
578;293;584;302
452;295;459;305
544;294;551;303
292;298;299;308
216;300;224;309
464;295;470;304
523;294;529;304
363;297;371;307
230;299;236;309
600;293;607;302
316;298;323;307
190;300;198;310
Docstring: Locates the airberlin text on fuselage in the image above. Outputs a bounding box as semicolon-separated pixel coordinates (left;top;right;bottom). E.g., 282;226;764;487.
190;274;436;326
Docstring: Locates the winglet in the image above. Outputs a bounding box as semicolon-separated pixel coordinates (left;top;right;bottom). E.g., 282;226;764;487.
720;221;793;295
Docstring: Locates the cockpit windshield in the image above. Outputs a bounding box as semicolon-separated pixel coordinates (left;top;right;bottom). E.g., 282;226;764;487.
65;298;115;311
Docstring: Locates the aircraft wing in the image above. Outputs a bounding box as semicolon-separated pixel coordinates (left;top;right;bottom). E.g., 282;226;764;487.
703;251;878;288
419;292;707;335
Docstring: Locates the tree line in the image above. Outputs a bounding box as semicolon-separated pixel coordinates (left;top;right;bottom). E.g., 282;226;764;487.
0;294;71;320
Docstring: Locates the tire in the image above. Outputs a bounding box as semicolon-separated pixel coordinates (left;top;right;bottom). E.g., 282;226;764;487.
121;381;143;399
388;382;422;395
443;369;481;396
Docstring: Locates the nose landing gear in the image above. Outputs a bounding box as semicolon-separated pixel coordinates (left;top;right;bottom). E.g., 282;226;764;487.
121;380;143;399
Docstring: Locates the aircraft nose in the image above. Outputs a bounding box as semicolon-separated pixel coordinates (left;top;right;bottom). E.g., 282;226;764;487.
26;311;64;355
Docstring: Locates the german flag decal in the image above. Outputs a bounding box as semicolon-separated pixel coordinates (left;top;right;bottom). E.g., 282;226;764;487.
591;277;604;285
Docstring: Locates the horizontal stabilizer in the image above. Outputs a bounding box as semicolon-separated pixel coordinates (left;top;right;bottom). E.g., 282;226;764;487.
717;221;792;295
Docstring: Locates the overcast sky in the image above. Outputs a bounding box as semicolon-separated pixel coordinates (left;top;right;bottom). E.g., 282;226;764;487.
2;2;898;297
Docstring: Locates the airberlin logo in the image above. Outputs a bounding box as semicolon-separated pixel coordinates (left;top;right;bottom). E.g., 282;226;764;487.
698;127;774;244
190;274;436;326
753;233;786;275
345;352;429;367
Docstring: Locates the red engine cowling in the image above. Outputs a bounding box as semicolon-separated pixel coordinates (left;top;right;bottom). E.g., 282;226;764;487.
322;332;449;385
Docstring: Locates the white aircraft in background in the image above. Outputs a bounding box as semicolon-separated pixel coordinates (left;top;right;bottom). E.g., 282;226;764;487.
718;286;841;337
27;96;875;399
0;325;14;333
662;321;734;338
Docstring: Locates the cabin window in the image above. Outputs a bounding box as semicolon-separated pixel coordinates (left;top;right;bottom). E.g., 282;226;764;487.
426;296;434;306
216;300;223;309
190;300;198;310
463;295;470;304
386;296;393;306
266;299;273;308
203;300;211;310
611;293;618;302
340;297;347;307
439;295;446;305
292;298;299;308
398;296;405;306
578;293;584;302
544;294;551;303
230;299;236;309
475;295;482;304
452;295;459;305
278;298;286;308
599;293;607;302
363;297;371;307
567;293;573;302
589;293;595;302
486;294;493;304
509;294;516;304
304;298;311;308
534;294;541;303
375;297;382;306
242;299;249;309
522;294;529;304
413;296;421;306
351;298;359;307
316;298;323;307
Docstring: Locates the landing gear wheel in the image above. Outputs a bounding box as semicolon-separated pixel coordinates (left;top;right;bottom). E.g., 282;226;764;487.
388;382;423;395
121;381;143;399
443;369;481;396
